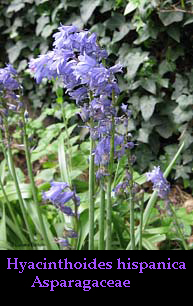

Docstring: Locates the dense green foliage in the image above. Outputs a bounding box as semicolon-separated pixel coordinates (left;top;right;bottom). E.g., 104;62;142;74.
1;0;193;185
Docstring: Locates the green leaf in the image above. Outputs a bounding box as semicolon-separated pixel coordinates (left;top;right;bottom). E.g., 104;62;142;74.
26;200;59;250
156;120;173;139
142;234;166;250
173;106;193;124
0;183;32;202
58;135;70;184
137;127;150;143
124;2;137;15
140;79;156;95
7;1;25;13
140;96;158;121
77;209;89;250
112;23;130;43
144;227;170;235
35;0;49;4
176;94;193;110
183;16;193;26
159;12;183;26
36;15;49;36
105;13;125;30
0;203;7;250
118;46;149;79
80;0;101;24
7;41;26;63
167;26;180;43
41;24;57;38
35;168;56;182
175;165;192;180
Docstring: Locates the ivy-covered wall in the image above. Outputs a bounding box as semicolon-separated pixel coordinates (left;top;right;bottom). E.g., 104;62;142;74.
1;0;193;186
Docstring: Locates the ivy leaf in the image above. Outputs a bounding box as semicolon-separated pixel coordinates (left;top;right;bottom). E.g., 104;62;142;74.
140;96;158;121
137;128;150;143
36;15;49;36
140;78;156;95
7;1;25;13
118;46;149;79
7;41;26;63
41;24;57;38
124;2;137;15
175;165;192;180
112;23;130;43
80;0;101;24
176;95;193;110
156;121;173;139
35;0;49;4
167;25;180;43
159;12;183;26
105;13;125;30
173;106;193;124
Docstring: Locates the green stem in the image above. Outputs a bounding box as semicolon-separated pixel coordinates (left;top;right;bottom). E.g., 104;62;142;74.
169;203;189;250
89;117;95;250
139;193;144;250
88;90;95;250
181;0;185;9
129;194;135;250
61;103;72;180
21;112;52;250
106;91;115;250
112;159;120;190
98;176;105;250
3;118;35;248
127;151;135;250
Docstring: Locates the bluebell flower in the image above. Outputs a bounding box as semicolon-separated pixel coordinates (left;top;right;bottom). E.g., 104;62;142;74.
50;49;75;75
94;136;111;165
53;26;107;60
29;51;57;83
79;104;90;122
0;64;20;90
60;205;74;216
113;181;129;196
55;237;70;247
65;229;78;238
90;97;114;120
42;181;69;203
53;24;78;50
146;166;170;199
94;134;125;165
121;103;132;117
42;181;79;216
68;86;88;104
96;167;109;180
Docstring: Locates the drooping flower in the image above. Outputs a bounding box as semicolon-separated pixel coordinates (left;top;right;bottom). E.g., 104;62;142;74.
93;134;126;166
113;181;129;196
146;166;170;199
28;51;56;83
42;181;79;216
0;64;20;91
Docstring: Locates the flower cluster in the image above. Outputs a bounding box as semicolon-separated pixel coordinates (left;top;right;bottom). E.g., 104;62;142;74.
42;181;80;216
29;24;134;179
0;64;25;120
146;166;170;199
29;24;118;101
